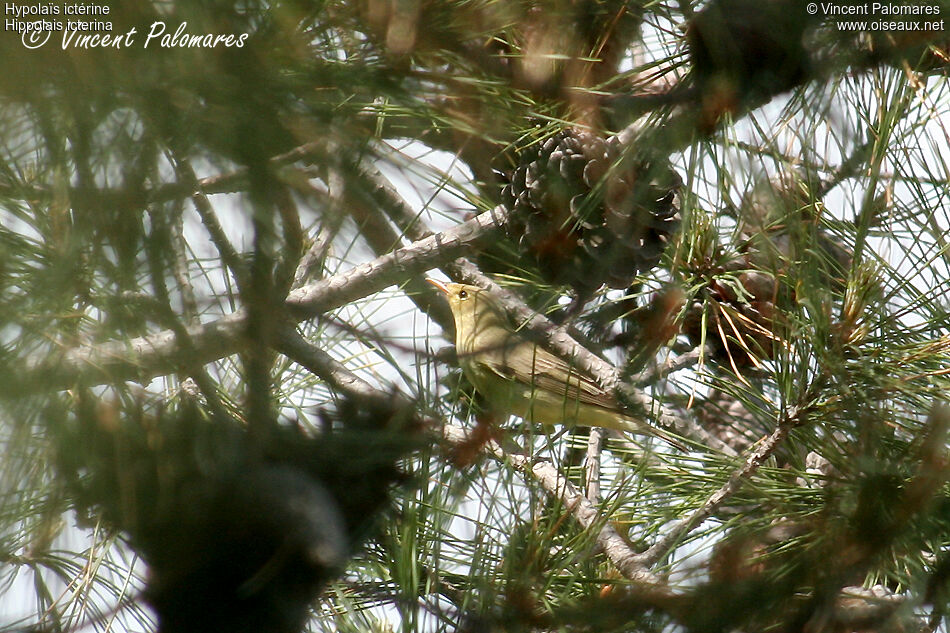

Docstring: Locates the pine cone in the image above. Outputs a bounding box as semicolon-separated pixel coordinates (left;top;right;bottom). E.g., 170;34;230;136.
680;172;856;370
677;219;783;369
500;128;680;295
681;266;782;369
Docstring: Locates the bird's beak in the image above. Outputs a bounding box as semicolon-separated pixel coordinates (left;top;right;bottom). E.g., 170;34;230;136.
426;278;449;294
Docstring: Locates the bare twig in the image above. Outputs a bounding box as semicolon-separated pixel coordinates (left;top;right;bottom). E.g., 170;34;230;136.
288;206;510;320
151;139;331;205
291;222;335;290
273;186;305;298
331;160;454;331
167;200;198;324
359;160;433;241
144;208;230;420
275;327;407;408
633;345;706;387
585;428;604;504
170;154;249;289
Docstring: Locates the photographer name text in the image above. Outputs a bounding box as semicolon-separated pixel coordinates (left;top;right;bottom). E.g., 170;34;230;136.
817;2;941;15
5;3;248;50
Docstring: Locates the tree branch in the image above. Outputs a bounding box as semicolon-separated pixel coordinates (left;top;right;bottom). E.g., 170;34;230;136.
169;153;250;290
278;324;670;592
275;327;408;408
635;406;799;567
440;423;670;591
14;206;509;395
585;427;604;504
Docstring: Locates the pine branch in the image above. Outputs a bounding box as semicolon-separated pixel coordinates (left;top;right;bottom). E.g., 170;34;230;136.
585;427;604;504
328;159;455;332
280;324;672;592
13;206;510;395
275;327;399;407
440;422;672;592
635;405;799;567
633;345;706;387
169;153;250;290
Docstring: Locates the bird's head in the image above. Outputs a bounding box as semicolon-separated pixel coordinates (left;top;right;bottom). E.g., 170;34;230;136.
426;279;508;352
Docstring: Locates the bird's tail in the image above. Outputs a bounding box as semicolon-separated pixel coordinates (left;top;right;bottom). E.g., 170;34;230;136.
615;415;688;451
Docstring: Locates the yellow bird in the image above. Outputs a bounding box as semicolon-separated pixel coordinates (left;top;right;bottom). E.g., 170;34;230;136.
428;279;685;449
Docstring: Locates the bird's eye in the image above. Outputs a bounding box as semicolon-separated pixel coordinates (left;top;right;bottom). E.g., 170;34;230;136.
458;290;468;300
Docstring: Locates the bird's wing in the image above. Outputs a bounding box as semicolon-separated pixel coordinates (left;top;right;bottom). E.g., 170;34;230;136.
475;341;617;410
527;347;618;409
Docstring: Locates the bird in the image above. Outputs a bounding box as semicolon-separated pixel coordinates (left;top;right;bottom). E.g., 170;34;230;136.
427;279;685;449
